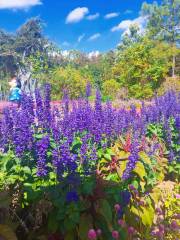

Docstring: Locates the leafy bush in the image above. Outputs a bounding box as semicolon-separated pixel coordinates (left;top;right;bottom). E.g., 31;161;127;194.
158;77;180;96
48;65;93;99
102;79;120;100
113;39;172;99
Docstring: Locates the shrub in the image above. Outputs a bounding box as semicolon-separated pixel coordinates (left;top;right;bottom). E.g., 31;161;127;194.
49;65;93;99
113;39;172;99
158;76;180;96
102;79;120;100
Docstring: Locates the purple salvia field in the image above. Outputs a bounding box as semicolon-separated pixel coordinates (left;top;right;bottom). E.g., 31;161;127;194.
0;85;179;179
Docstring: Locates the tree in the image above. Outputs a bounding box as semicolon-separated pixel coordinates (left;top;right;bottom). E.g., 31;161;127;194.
118;24;143;51
49;65;93;99
113;38;172;98
66;50;90;67
102;79;120;99
87;51;115;89
0;30;18;96
0;30;18;75
15;18;47;57
0;18;55;95
142;0;180;76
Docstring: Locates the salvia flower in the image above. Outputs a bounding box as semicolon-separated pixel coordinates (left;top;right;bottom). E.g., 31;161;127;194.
122;137;139;180
36;135;50;177
66;190;79;203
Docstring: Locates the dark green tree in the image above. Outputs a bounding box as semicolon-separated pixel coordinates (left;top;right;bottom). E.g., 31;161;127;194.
15;18;47;57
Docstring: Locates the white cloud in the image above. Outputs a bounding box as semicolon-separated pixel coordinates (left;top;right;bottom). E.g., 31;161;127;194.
111;16;146;33
88;33;101;41
88;51;100;59
66;7;89;24
78;34;85;43
86;13;100;20
0;0;42;9
104;12;119;19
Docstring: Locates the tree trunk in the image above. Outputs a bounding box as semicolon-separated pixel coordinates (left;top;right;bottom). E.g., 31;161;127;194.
172;54;176;77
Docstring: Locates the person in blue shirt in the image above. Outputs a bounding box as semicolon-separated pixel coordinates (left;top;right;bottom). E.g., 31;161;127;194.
9;75;22;106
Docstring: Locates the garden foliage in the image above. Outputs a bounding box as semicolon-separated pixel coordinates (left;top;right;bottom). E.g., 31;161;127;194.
0;85;179;239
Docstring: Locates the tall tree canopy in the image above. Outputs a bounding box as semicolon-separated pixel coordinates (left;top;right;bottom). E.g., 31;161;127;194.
113;38;172;98
142;0;180;76
0;18;52;93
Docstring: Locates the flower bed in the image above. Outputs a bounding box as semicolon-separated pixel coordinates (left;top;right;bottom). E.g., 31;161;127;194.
0;85;179;240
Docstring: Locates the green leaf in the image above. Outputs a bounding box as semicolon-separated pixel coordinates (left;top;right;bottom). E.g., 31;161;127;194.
64;218;76;231
99;158;108;164
104;153;112;161
48;211;58;233
35;133;46;140
22;166;31;175
97;149;103;158
79;214;93;240
156;171;165;182
140;181;146;192
139;152;151;165
132;180;139;189
141;205;154;227
130;205;140;216
118;151;130;159
49;172;56;180
130;204;154;227
106;148;114;156
69;211;80;224
81;179;95;195
150;188;161;204
71;138;82;153
133;162;146;180
64;231;75;240
98;199;112;225
116;161;127;179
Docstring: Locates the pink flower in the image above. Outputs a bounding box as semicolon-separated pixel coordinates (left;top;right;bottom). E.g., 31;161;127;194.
96;229;102;236
118;219;126;228
134;190;139;195
114;204;121;212
156;208;162;215
174;213;180;219
128;226;135;235
129;185;136;191
158;215;164;221
88;229;97;240
159;224;165;232
171;220;179;230
156;231;164;238
112;230;119;239
139;200;144;206
175;194;180;199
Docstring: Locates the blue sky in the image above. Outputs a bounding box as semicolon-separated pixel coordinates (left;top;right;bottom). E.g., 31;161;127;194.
0;0;161;53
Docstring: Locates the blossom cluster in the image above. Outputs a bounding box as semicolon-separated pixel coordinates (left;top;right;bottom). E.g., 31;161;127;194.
0;85;179;181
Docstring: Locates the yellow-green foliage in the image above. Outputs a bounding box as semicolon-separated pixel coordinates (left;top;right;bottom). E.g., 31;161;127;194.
102;79;120;99
49;65;93;99
158;76;180;95
113;39;173;99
